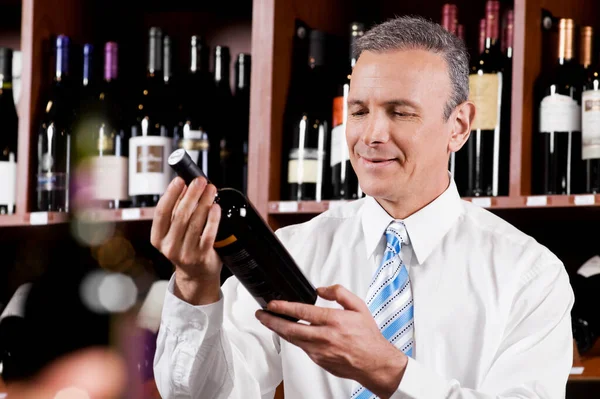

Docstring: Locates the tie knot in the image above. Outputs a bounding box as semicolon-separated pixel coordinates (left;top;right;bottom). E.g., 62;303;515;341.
385;221;410;248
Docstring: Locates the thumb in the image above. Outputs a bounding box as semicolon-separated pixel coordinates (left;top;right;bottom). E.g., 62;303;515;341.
317;284;367;312
6;347;127;399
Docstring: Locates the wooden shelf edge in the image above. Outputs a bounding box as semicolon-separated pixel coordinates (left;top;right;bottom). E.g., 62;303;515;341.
0;208;156;227
268;194;600;215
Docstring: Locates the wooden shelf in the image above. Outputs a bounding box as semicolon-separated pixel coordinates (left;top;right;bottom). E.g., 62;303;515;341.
0;207;155;227
570;340;600;382
268;194;600;215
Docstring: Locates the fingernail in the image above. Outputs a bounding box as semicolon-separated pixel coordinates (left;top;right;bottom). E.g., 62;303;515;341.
172;177;183;188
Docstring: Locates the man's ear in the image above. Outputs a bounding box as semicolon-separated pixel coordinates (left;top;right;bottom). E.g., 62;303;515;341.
448;101;476;153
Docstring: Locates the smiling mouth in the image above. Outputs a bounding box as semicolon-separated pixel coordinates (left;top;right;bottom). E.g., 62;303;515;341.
359;157;396;167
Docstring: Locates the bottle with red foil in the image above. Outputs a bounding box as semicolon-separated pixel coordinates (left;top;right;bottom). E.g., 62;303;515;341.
466;0;509;197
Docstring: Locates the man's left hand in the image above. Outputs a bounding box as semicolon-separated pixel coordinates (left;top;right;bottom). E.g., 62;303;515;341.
255;284;408;399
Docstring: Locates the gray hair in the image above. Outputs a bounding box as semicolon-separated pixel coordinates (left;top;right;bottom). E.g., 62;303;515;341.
353;15;470;120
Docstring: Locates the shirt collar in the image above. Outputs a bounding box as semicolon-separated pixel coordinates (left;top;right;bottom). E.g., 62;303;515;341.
361;177;464;265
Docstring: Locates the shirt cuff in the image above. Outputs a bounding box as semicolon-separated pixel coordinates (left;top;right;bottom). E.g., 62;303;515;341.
161;274;225;340
390;357;449;399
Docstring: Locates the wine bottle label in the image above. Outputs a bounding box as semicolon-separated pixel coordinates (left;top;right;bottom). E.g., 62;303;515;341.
288;148;320;184
330;96;350;167
216;241;282;309
468;72;502;130
0;152;16;214
37;172;67;191
540;93;581;133
582;90;600;159
128;136;173;196
90;155;129;200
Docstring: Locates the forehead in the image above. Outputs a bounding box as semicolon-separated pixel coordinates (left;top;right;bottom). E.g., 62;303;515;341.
349;49;451;103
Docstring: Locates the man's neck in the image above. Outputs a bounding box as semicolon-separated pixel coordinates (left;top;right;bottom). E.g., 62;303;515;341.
375;173;451;219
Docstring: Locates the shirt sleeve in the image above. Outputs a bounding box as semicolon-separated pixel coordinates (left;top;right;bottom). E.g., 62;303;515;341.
390;259;574;399
153;274;283;399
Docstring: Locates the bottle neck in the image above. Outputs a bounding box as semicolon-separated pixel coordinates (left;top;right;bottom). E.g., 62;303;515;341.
190;38;210;74
104;43;118;82
147;30;162;77
163;36;172;84
83;47;93;87
0;52;13;89
558;21;575;64
235;54;250;92
55;45;70;82
214;48;231;86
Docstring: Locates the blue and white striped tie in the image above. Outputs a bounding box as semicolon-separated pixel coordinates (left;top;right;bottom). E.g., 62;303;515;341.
351;221;414;399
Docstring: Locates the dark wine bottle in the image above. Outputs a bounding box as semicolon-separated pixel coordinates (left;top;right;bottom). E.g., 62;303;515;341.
37;35;76;212
330;23;362;200
168;148;317;319
581;27;600;193
234;53;251;195
538;18;584;195
129;27;173;208
287;30;330;201
0;47;18;215
466;0;508;197
88;41;130;209
174;35;214;177
498;8;514;197
214;45;243;191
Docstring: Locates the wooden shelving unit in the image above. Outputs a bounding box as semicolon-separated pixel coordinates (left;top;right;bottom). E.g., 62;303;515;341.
1;0;600;394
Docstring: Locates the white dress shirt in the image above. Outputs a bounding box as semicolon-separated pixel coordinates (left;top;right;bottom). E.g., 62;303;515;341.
154;179;574;399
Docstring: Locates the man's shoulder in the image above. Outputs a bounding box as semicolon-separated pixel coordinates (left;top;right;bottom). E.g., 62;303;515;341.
274;197;367;243
460;199;562;266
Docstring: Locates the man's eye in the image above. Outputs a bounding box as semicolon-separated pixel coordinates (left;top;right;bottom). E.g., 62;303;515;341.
394;112;417;118
351;110;368;117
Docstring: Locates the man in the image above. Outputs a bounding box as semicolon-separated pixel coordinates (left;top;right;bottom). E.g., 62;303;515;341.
151;16;574;399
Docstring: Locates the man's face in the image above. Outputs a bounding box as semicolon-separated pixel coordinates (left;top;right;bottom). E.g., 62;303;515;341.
346;49;456;202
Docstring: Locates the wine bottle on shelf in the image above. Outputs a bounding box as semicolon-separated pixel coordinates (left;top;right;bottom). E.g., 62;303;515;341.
129;27;172;208
441;4;458;35
174;35;214;178
331;22;362;200
0;47;18;215
537;18;584;195
162;34;177;136
281;19;311;200
466;0;508;197
498;9;513;197
214;45;243;191
287;29;331;201
88;41;130;209
581;27;600;193
234;53;251;195
479;18;486;55
37;35;76;212
168;148;317;318
457;24;465;42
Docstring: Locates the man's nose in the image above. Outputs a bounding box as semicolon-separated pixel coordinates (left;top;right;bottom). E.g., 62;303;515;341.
361;112;391;146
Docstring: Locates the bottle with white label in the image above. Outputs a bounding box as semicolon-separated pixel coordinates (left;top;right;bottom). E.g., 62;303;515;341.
581;27;600;193
0;47;18;215
129;27;172;207
466;1;508;197
287;30;330;201
537;18;584;195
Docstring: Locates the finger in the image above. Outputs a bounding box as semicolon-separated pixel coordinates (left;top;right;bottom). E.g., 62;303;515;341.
255;310;319;344
182;183;217;254
150;177;185;248
171;185;188;222
200;203;221;253
7;348;127;399
163;177;208;249
267;300;332;325
317;284;367;312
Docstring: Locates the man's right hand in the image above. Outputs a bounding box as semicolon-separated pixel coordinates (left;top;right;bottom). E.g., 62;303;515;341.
150;176;223;305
